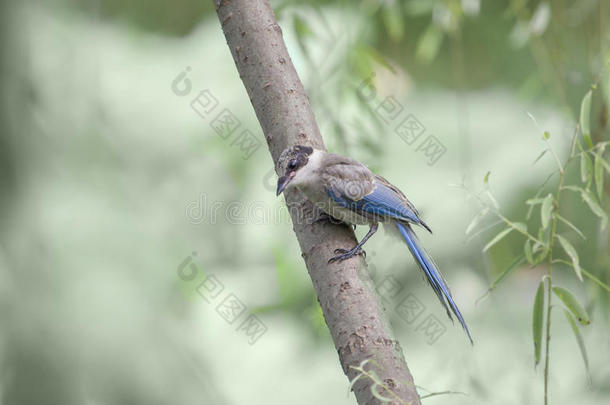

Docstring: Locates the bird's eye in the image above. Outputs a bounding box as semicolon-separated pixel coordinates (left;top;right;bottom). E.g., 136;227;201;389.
288;160;298;170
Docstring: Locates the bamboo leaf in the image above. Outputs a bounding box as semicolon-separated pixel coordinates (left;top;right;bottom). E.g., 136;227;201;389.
540;193;553;229
533;149;548;165
581;190;608;229
553;286;590;325
562;309;591;383
511;222;527;234
484;171;491;184
293;15;313;40
526;197;546;205
533;228;550;264
483;227;513;252
524;240;534;264
486;190;500;210
555;235;583;281
580;89;593;149
594;151;604;201
381;3;405;41
599;155;610;175
557;214;586;240
580;152;593;184
564;186;608;229
555;260;610;292
490;254;525;290
415;23;443;64
533;280;545;366
526;197;545;220
562;185;583;193
466;207;489;235
537;226;548;245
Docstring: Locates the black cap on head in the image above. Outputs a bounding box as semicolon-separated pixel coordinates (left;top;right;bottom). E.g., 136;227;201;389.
276;145;314;195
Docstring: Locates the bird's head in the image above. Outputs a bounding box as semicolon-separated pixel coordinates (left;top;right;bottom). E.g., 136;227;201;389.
276;145;314;195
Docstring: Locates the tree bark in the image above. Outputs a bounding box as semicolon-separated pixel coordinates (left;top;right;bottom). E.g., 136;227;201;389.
212;1;421;404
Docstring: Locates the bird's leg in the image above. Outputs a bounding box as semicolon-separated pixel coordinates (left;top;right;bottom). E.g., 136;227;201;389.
329;223;379;263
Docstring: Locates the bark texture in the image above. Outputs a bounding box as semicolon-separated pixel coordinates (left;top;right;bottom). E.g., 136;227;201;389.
212;1;421;404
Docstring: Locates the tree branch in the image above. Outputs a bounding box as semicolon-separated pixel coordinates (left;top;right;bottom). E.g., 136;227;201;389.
212;1;421;403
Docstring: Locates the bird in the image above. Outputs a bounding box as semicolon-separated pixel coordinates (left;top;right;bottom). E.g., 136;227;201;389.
276;145;472;343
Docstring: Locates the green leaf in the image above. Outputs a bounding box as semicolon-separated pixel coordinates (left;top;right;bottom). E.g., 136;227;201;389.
533;280;545;366
555;235;583;281
415;24;443;64
530;228;550;264
511;222;527;234
532;149;548;165
484;171;491;184
490;254;525;290
563;186;608;229
557;214;586;240
348;45;375;82
405;0;436;15
537;226;549;246
526;197;546;205
381;3;405;41
526;196;545;220
562;185;583;193
273;248;305;306
533;243;549;264
581;189;608;229
524;240;534;264
486;190;500;210
540;193;554;229
594;150;604;201
466;207;489;235
360;46;396;73
562;309;591;383
598;154;610;176
580;152;593;185
293;15;313;40
552;286;590;325
580;90;593;149
483;227;513;252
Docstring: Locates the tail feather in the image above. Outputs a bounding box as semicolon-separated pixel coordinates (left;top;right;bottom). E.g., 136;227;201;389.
396;221;473;344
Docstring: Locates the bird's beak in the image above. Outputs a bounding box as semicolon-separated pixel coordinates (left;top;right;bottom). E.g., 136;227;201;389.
276;172;294;196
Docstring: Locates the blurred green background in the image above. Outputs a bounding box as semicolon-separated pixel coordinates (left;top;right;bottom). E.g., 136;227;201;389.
1;0;609;404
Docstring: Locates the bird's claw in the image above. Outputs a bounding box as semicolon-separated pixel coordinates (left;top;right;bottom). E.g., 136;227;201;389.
328;247;366;263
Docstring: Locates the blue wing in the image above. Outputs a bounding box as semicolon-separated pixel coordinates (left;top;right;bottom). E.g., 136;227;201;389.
328;178;431;232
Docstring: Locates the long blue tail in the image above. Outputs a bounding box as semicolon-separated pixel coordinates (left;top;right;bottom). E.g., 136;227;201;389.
396;221;473;344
